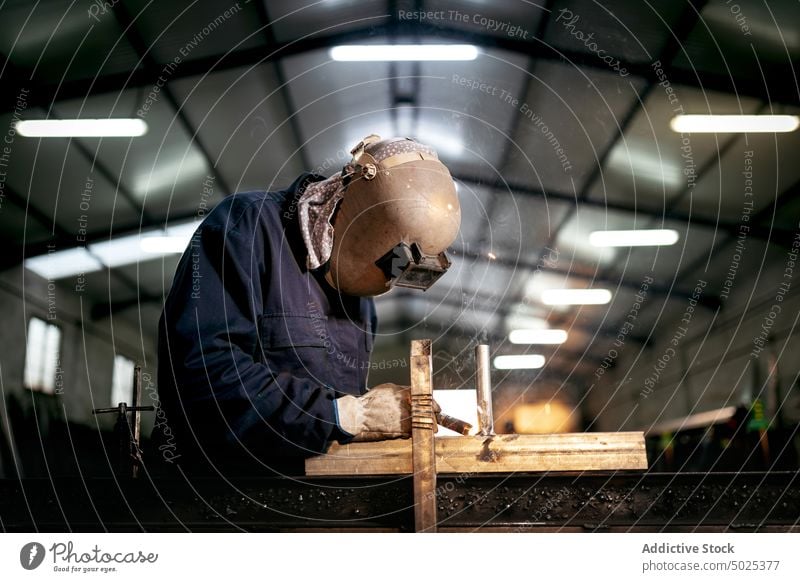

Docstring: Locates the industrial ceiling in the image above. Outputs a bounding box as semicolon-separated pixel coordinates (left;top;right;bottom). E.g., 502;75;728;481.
1;0;799;394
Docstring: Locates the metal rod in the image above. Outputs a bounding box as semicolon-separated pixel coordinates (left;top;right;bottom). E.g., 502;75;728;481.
131;366;143;478
132;367;142;449
92;406;154;414
436;413;472;436
475;345;494;436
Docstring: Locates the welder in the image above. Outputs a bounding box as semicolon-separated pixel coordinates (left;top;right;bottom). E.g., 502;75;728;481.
153;135;461;473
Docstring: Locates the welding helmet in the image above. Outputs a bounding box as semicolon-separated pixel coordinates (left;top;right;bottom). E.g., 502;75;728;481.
325;135;461;297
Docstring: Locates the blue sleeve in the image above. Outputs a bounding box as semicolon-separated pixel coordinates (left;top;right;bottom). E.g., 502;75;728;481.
159;212;348;459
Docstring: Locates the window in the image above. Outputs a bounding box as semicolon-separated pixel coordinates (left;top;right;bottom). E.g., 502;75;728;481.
111;355;136;406
23;317;61;394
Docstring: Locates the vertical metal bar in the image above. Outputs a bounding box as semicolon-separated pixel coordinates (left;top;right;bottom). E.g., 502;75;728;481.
131;366;142;478
115;403;130;476
132;366;142;443
410;339;437;532
475;344;494;436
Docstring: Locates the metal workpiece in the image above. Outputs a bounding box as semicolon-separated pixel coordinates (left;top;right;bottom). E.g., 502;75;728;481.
475;344;494;436
436;413;472;435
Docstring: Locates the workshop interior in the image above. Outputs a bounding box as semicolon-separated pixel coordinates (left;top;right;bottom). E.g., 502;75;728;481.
0;0;799;532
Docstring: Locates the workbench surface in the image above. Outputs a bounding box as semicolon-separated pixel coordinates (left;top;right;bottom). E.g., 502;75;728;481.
1;472;798;532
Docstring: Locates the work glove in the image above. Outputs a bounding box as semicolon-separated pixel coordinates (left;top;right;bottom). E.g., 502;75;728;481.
335;383;440;442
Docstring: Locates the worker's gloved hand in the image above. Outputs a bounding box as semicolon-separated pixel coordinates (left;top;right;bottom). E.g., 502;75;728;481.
335;383;441;442
336;383;410;442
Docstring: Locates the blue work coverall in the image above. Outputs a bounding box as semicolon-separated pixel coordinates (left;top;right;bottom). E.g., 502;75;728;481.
153;174;376;473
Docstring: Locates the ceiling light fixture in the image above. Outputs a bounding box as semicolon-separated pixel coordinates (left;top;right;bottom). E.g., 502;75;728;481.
670;114;799;133
589;229;679;247
330;44;479;61
24;222;198;279
509;329;568;344
15;118;148;137
608;146;683;186
414;130;465;156
493;355;546;369
139;236;191;254
541;289;612;305
24;248;104;280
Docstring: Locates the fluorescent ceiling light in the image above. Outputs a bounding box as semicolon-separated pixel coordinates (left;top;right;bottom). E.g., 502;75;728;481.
90;222;196;267
330;44;479;61
25;221;199;279
589;229;679;247
15;118;148;137
504;310;549;333
608;146;682;186
140;222;197;254
133;151;207;196
25;247;104;279
494;355;545;370
140;236;189;254
541;289;612;305
90;234;155;268
509;329;568;345
414;128;464;156
670;115;799;133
